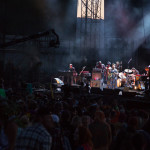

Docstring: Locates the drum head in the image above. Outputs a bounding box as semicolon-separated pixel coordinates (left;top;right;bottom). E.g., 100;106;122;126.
119;72;126;79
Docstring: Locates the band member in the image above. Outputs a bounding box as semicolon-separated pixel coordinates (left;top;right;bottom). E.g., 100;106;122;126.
106;61;112;88
130;68;139;86
145;66;150;76
68;64;77;85
116;61;122;72
101;64;106;75
110;63;118;89
100;64;106;84
106;61;111;77
131;67;139;75
144;65;150;91
69;64;75;72
96;61;102;69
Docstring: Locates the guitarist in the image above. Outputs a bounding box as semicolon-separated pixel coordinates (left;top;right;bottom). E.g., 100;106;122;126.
106;61;112;88
110;63;118;89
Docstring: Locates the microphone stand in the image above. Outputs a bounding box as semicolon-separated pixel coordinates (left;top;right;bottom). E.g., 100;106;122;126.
127;60;131;87
79;66;86;76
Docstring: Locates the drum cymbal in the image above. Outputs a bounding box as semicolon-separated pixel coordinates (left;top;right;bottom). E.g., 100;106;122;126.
124;69;133;74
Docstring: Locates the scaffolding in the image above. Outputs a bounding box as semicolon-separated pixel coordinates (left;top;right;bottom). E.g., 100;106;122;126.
80;0;102;50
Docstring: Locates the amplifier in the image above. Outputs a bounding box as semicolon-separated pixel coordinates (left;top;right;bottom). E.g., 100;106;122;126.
92;72;101;80
90;80;101;88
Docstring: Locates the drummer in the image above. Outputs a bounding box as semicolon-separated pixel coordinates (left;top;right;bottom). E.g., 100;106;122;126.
124;69;134;87
124;69;132;77
131;67;139;75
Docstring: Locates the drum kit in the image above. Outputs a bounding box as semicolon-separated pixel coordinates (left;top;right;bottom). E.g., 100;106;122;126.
124;69;135;86
117;72;127;87
117;69;135;87
114;69;133;87
116;68;146;90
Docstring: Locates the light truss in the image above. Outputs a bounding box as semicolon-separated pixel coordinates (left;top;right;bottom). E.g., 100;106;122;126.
79;0;102;49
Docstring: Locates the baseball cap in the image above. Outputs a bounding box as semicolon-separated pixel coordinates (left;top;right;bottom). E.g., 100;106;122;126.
51;114;59;123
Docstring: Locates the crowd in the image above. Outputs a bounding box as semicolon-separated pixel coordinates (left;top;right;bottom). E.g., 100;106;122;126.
0;81;150;150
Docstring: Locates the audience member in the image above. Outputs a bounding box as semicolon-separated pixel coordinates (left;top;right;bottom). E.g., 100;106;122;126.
15;106;53;150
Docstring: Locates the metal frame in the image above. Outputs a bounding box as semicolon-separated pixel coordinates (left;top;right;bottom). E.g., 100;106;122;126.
80;0;102;50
